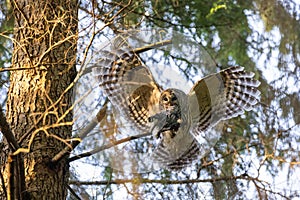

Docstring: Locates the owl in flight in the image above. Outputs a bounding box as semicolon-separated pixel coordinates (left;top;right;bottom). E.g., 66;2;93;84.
93;45;260;170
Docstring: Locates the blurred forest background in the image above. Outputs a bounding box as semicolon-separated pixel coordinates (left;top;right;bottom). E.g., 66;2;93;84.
1;0;300;199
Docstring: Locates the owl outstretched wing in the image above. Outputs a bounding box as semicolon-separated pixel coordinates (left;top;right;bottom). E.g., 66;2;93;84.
93;48;161;134
93;47;167;172
188;66;261;143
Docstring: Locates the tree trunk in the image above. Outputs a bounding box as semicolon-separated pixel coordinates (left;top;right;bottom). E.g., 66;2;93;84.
1;0;77;199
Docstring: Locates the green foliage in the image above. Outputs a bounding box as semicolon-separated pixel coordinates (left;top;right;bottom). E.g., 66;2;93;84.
0;0;13;61
0;0;13;106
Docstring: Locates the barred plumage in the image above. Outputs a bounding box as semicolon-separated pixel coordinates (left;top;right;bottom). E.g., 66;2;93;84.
188;66;261;144
94;49;161;133
93;47;260;170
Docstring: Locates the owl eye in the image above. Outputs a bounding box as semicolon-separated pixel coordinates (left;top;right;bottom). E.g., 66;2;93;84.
162;96;169;102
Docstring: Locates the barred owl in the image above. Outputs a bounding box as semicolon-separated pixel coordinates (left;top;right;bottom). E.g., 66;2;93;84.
93;47;260;170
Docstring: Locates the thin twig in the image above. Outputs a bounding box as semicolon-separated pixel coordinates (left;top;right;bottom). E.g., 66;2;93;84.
68;132;150;163
66;184;81;200
69;174;263;185
82;39;173;75
131;40;172;54
7;155;13;200
51;99;108;163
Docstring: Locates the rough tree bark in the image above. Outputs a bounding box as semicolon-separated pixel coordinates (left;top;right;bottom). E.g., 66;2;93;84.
1;0;78;199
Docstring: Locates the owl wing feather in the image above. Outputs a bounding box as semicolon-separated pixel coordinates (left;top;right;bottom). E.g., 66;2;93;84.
188;66;261;143
93;48;161;133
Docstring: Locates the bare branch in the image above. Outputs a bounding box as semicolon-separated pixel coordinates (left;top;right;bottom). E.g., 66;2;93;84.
66;184;81;200
68;132;150;163
131;40;172;54
0;107;19;151
69;174;263;185
82;39;172;75
51;100;108;163
0;107;28;200
7;155;14;200
0;169;7;199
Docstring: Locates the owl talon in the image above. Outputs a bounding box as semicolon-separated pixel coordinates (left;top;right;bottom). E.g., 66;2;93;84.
148;115;156;123
155;132;162;139
148;112;166;123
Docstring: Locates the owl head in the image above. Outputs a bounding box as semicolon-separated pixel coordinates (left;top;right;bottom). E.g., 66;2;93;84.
159;89;188;112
